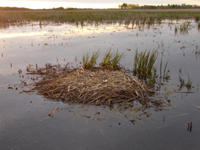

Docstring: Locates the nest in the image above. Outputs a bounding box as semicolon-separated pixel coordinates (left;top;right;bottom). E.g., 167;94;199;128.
27;64;156;107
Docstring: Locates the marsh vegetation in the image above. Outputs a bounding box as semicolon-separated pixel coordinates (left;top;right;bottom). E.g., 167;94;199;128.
1;9;200;26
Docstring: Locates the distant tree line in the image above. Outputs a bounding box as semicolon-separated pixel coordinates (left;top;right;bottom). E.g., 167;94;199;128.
118;3;200;9
0;7;31;10
52;7;77;10
0;6;78;11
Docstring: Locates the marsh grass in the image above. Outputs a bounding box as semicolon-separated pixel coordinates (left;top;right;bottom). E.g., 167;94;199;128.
159;58;170;81
178;69;193;91
82;50;100;69
174;26;178;34
125;20;131;28
178;75;185;90
164;91;171;100
185;74;192;90
195;16;200;22
82;49;124;70
133;50;157;85
101;49;124;70
1;10;200;26
180;22;190;34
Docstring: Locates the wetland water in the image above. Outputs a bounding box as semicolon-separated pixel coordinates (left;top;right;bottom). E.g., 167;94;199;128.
0;20;200;149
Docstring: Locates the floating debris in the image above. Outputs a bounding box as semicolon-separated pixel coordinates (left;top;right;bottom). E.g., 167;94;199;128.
196;106;200;109
18;69;22;74
48;107;59;117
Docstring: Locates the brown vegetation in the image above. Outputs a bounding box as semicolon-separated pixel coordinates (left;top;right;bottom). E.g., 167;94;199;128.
23;64;167;109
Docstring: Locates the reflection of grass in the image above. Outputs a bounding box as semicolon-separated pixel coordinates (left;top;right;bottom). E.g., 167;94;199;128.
198;22;200;31
174;26;178;34
180;22;189;34
159;58;170;81
178;69;193;91
179;75;185;90
163;60;170;80
185;74;192;90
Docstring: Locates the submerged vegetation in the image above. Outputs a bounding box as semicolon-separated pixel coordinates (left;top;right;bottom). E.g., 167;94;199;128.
185;74;193;90
174;26;178;34
180;22;190;34
174;22;190;34
178;75;193;91
178;67;193;91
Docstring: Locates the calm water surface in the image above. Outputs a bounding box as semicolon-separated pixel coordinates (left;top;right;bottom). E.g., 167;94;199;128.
0;20;200;150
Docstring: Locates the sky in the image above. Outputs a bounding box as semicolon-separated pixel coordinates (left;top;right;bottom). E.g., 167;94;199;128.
0;0;200;9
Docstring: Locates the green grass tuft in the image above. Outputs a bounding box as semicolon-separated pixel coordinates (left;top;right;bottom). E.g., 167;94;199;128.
133;49;158;85
101;49;124;70
82;50;100;69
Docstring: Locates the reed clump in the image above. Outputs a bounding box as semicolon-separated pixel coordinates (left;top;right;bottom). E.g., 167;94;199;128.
101;49;124;70
82;50;100;69
82;49;124;70
133;50;157;85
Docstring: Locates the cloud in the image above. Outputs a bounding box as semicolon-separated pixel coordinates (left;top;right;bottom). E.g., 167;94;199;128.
5;0;124;3
1;0;200;5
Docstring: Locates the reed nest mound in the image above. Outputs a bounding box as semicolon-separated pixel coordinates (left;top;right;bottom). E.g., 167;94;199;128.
26;64;163;108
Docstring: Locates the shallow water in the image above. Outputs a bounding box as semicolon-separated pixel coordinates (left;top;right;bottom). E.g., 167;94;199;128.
0;20;200;150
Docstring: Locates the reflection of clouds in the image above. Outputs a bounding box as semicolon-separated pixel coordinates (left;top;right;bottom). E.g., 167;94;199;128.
0;32;47;39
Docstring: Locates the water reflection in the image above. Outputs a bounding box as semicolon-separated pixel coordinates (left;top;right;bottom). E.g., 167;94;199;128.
0;32;47;39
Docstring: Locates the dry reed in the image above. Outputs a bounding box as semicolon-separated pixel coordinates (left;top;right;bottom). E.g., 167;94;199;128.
25;64;163;108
